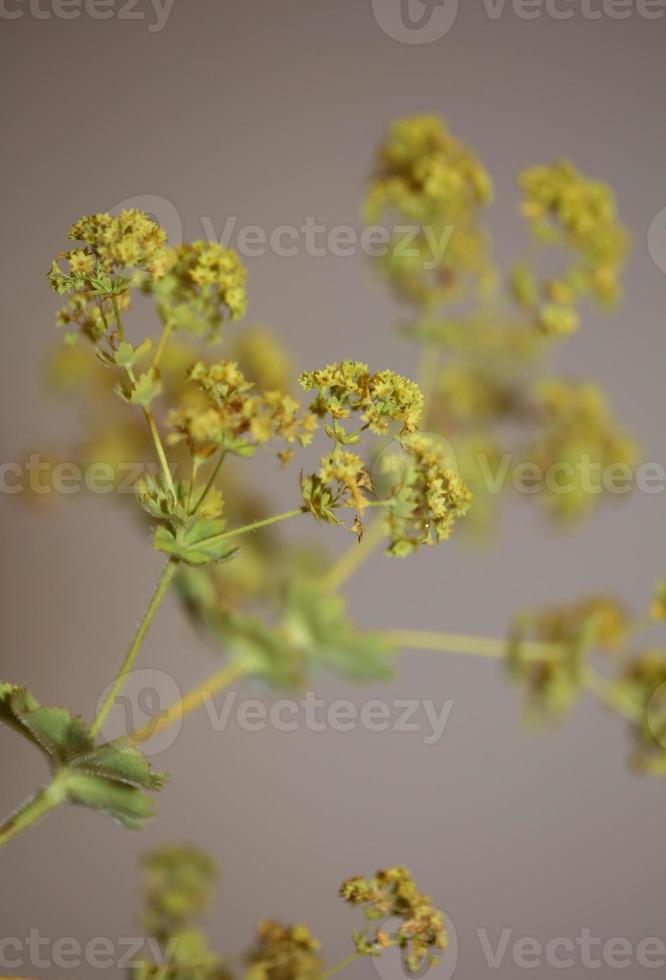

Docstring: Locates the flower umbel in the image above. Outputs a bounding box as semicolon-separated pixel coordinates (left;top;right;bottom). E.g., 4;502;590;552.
339;865;447;974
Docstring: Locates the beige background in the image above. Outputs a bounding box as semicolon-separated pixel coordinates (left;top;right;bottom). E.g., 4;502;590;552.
1;2;665;978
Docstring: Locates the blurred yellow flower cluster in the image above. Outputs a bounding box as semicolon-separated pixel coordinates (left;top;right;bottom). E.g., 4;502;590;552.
526;380;639;522
151;240;248;340
168;359;317;461
382;434;472;556
246;922;322;980
365;115;495;307
516;159;628;334
340;865;447;973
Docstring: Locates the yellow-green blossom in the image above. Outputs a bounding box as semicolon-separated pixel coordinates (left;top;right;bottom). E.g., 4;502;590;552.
245;921;322;980
300;361;423;435
150;241;247;340
381;434;472;556
339;866;447;974
365;115;495;307
516;160;628;333
169;359;316;460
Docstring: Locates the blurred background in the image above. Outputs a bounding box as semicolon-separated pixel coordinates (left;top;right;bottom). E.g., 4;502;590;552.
1;2;665;978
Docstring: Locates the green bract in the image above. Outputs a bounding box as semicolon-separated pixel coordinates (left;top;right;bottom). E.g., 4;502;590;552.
0;684;166;829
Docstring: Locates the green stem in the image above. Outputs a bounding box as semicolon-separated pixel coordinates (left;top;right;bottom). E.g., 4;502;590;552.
192;508;306;549
142;403;177;497
0;777;67;849
582;666;643;724
131;662;248;743
324;518;386;591
111;294;126;341
191;450;226;516
91;558;180;737
384;628;561;661
110;292;176;497
319;952;362;980
152;319;174;370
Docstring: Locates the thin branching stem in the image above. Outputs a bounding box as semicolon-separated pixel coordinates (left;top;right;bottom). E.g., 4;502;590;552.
383;628;561;661
130;662;248;743
319;952;363;980
191;450;226;516
91;558;180;737
111;293;177;497
582;666;643;724
0;776;67;849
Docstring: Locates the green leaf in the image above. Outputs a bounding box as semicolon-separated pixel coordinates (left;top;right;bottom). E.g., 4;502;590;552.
300;473;340;525
153;519;238;566
284;581;395;682
0;684;166;830
68;738;167;790
220;614;306;689
130;368;163;407
62;772;159;830
114;338;153;369
137;477;224;527
0;684;93;762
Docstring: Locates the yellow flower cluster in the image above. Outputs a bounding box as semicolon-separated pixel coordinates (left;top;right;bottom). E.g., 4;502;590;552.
246;921;322;980
364;115;494;307
232;327;294;392
437;363;521;424
300;361;423;435
618;651;666;775
508;595;629;722
365;115;492;223
650;580;666;621
150;240;248;340
526;380;639;522
49;209;170;289
516;160;628;334
381;434;472;557
339;866;447;973
48;209;170;343
168;359;316;461
140;845;216;940
54;291;127;344
301;448;373;525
